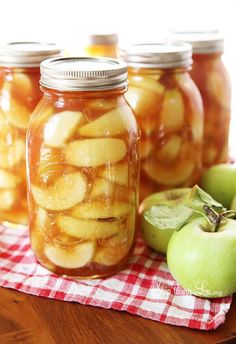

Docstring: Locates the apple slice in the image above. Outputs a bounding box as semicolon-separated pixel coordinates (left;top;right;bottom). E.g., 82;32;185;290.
0;169;21;188
78;106;130;137
44;241;96;269
44;111;84;147
86;99;116;111
72;201;131;219
207;71;231;108
99;227;128;247
91;178;114;198
31;172;87;211
13;73;32;92
157;135;182;163
0;189;18;210
3;99;31;130
64;138;127;167
139;118;157;136
0;111;11;138
99;163;128;186
203;145;218;166
35;207;49;229
143;160;194;186
160;88;185;132
129;75;165;94
57;215;120;239
94;243;129;266
0;139;25;169
125;86;158;118
140;139;153;159
190;113;203;142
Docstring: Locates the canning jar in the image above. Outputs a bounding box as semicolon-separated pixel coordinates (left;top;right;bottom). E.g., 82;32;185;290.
0;42;61;227
27;57;139;278
121;43;204;200
84;32;118;58
170;32;231;167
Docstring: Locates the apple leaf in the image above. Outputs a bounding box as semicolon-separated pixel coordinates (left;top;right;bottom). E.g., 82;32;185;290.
185;185;225;212
144;204;194;231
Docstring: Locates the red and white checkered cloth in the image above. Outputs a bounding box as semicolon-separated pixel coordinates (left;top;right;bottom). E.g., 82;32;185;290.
0;225;232;330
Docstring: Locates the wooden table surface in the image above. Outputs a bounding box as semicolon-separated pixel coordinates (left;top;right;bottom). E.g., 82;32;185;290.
0;287;236;344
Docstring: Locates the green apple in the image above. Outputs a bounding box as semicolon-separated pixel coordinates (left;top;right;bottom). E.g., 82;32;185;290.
200;163;236;209
140;188;191;254
167;216;236;298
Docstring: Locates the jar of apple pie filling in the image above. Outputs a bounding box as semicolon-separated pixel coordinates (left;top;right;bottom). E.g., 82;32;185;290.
84;32;118;58
170;32;231;167
0;42;61;228
27;57;139;278
121;43;204;200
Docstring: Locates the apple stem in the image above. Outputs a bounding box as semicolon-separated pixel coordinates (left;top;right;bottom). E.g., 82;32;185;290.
203;205;222;232
221;210;236;219
203;206;236;232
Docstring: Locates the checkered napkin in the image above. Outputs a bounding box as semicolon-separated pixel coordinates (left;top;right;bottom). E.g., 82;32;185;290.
0;225;232;330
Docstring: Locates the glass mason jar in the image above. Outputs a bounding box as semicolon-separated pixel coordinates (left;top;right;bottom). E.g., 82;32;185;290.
121;43;204;200
84;32;118;58
27;57;139;278
170;32;231;167
0;42;61;227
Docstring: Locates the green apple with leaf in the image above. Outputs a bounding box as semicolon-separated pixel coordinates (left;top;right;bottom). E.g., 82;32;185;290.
140;188;190;254
145;185;236;297
167;216;236;298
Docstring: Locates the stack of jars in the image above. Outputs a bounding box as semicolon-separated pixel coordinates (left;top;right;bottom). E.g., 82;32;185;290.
0;31;231;279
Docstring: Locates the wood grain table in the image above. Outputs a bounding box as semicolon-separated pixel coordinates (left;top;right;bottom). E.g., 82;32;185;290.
0;287;236;344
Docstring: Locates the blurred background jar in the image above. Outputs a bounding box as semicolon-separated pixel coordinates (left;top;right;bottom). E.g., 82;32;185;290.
66;30;118;58
121;42;204;200
84;32;118;58
170;31;231;167
27;57;139;278
0;42;61;228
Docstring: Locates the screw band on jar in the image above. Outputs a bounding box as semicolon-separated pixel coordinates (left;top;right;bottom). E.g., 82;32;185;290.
120;42;192;69
0;42;62;67
40;57;128;91
169;31;224;54
86;32;118;46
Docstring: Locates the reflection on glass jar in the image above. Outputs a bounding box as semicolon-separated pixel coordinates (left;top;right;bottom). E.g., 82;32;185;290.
170;31;231;167
27;57;139;278
121;42;204;200
0;42;61;228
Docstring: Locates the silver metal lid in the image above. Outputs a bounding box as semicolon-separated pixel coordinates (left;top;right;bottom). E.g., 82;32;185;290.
169;31;224;54
120;42;192;69
40;57;128;91
87;32;118;45
0;42;62;68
